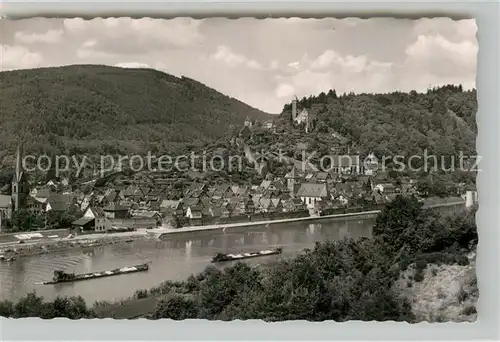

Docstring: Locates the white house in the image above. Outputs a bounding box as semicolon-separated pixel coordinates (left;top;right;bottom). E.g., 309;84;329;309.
374;183;396;194
185;205;202;219
363;152;379;176
296;183;329;209
83;206;112;232
0;195;13;232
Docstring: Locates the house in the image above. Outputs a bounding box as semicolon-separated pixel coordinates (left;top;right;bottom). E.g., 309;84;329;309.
363;152;379;176
263;120;275;130
283;198;306;212
292;102;315;133
0;195;13;231
244;116;253;127
207;206;222;218
185;205;202;219
160;200;181;216
102;203;129;219
100;189;119;206
26;196;46;214
271;198;283;213
296;183;329;209
31;184;57;199
314;172;330;183
329;155;361;174
71;216;96;233
258;198;275;213
45;194;75;213
239;126;252;140
72;206;111;233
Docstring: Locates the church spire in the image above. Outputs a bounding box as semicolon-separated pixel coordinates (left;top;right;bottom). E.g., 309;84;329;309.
15;142;24;182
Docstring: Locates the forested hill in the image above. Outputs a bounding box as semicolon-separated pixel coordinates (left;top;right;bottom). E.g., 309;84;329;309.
0;65;271;161
282;85;477;158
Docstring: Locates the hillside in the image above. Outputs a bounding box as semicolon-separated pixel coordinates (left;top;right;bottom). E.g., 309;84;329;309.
0;65;272;163
280;85;477;160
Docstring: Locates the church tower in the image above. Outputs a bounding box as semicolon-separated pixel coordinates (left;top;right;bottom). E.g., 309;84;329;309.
285;166;299;197
11;143;29;212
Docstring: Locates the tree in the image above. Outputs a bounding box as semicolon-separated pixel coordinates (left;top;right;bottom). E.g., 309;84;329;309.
150;295;198;320
372;195;425;253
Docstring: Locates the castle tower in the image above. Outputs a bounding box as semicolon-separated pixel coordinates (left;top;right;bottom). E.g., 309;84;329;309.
291;97;297;121
11;143;29;212
285;166;299;197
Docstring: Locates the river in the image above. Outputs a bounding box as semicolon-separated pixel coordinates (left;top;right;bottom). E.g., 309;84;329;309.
0;203;464;304
0;215;375;303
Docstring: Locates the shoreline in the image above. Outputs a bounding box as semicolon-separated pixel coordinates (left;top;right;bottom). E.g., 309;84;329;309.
0;230;153;259
149;210;382;238
149;200;466;238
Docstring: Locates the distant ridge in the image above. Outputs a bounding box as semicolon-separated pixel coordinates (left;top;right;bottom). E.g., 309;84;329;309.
0;64;272;161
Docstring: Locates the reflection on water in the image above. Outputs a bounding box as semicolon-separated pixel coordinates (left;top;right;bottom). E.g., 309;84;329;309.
0;216;379;303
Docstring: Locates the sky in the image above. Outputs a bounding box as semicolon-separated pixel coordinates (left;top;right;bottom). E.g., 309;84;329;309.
0;17;477;113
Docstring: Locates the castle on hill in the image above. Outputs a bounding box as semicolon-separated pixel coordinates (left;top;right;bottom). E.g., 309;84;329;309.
290;97;315;133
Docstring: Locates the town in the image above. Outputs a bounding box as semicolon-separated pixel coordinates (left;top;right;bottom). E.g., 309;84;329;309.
0;96;478;236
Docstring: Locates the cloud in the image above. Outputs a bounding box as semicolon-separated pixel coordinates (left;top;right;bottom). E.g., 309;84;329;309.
14;29;64;44
115;62;151;69
405;34;477;76
1;17;478;113
63;18;87;32
0;44;43;71
63;17;203;56
310;50;370;73
210;45;263;70
275;83;295;99
413;18;477;43
76;40;114;60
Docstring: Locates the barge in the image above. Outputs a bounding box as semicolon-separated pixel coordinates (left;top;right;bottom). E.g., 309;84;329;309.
36;263;150;285
211;247;283;263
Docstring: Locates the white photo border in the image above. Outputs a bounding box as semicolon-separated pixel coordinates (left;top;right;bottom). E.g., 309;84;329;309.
0;0;498;341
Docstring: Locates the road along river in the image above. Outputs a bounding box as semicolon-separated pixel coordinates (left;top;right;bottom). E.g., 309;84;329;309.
0;202;464;304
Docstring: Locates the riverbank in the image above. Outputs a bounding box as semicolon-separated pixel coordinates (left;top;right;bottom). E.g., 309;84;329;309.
150;210;382;238
0;200;466;259
150;200;465;238
0;230;153;259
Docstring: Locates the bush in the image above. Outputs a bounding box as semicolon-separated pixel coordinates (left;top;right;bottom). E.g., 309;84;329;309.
150;295;198;320
134;289;148;299
415;259;428;270
461;305;477;315
414;269;425;283
457;286;469;303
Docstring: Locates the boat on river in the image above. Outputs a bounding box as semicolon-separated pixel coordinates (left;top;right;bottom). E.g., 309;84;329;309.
211;247;283;263
36;263;150;285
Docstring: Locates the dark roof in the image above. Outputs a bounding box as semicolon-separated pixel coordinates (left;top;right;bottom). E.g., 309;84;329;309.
103;203;129;212
88;207;106;218
72;217;95;226
183;197;200;207
47;194;74;211
315;172;329;180
239;126;252;138
36;185;57;198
